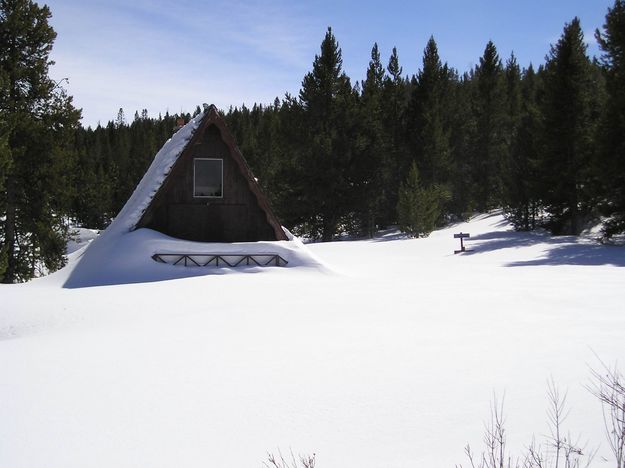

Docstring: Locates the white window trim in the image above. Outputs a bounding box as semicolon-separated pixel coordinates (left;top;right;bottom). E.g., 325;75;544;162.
193;158;223;198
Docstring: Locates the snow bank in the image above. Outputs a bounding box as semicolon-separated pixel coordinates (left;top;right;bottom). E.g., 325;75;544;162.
63;227;330;288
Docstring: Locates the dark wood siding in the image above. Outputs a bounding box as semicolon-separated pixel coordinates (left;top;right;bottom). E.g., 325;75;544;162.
137;124;279;242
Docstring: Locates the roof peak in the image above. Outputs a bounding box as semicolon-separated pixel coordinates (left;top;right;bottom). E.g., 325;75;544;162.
202;103;218;114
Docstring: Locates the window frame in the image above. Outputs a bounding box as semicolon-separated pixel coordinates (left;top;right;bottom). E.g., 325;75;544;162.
193;157;224;199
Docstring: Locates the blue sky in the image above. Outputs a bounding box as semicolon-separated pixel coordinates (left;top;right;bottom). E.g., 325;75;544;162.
45;0;614;128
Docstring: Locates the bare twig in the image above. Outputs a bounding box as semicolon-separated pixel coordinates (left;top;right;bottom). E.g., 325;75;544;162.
461;381;596;468
546;378;569;468
264;449;315;468
588;359;625;468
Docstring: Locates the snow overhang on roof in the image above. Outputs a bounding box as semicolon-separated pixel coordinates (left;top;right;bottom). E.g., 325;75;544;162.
110;109;207;236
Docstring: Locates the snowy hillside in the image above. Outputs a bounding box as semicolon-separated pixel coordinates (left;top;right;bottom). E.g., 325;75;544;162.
1;212;624;468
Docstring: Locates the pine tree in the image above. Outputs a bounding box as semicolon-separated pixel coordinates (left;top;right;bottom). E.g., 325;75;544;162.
447;71;475;217
0;0;81;282
471;40;507;210
379;46;408;225
269;93;307;229
71;135;109;228
407;36;452;189
504;53;522;147
296;27;359;241
502;54;526;227
108;111;132;213
539;18;597;234
503;64;541;230
355;42;386;236
0;111;10;279
397;162;443;237
362;43;385;100
596;0;625;237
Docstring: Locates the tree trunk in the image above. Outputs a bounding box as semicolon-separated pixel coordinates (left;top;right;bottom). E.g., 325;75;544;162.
569;188;579;235
3;176;17;283
321;214;335;242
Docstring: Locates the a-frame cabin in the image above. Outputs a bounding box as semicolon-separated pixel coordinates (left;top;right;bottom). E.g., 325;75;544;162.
135;105;287;243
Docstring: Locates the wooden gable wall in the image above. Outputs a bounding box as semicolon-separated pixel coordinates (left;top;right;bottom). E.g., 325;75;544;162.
136;116;285;243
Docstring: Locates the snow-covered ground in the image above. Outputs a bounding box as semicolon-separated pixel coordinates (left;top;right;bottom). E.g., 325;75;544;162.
1;212;624;468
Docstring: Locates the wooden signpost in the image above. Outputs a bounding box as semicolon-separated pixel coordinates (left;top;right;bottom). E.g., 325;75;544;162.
454;232;471;254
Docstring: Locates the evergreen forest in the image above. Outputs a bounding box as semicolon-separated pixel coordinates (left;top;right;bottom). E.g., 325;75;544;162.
2;0;625;282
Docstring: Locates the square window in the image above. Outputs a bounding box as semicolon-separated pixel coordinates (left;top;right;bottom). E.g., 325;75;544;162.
194;158;223;198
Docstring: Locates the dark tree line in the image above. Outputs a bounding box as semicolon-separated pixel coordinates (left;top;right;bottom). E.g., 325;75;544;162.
224;14;623;240
2;0;625;282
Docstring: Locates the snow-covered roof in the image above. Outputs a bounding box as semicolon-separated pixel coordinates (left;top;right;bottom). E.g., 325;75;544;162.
108;111;205;237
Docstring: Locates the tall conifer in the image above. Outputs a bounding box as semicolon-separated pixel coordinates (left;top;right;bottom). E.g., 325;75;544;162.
471;41;506;211
539;18;596;234
379;47;408;225
401;36;454;228
296;27;358;240
596;0;625;237
408;36;451;189
356;43;386;236
0;0;81;282
503;63;541;230
447;72;474;217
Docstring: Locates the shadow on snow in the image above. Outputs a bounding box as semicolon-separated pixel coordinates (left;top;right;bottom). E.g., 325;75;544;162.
464;230;625;267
